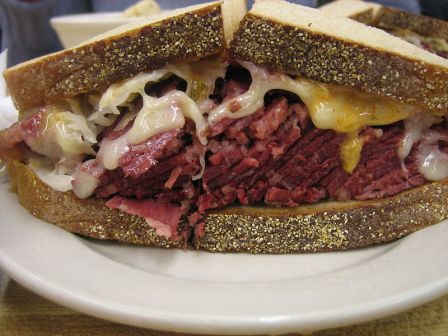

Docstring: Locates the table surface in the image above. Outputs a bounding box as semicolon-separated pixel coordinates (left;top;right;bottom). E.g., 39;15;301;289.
0;270;447;336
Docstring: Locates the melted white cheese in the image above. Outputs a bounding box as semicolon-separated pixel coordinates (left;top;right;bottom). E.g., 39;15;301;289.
72;171;100;199
96;90;204;171
398;113;442;161
93;65;210;171
208;61;315;123
418;144;448;181
416;130;448;181
32;111;98;161
26;107;99;193
28;158;74;192
98;136;129;171
397;114;448;181
89;70;168;126
63;62;218;198
208;61;416;130
127;91;190;144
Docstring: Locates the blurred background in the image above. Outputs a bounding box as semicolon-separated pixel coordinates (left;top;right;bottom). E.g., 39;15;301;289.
0;0;446;67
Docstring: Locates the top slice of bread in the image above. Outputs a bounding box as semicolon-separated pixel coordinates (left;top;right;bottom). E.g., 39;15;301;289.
4;1;231;112
320;0;448;40
223;0;248;45
230;0;448;115
319;0;380;22
373;6;448;41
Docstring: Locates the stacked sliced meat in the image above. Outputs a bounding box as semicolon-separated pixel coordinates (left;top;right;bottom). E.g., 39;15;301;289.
75;122;202;239
96;128;191;198
197;98;431;217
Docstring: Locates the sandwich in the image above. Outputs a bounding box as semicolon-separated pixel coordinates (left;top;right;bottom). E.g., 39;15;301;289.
122;0;162;18
1;0;246;250
319;0;448;59
0;0;447;253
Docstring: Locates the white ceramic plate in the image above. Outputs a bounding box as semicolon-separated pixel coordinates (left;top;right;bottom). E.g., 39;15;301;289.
1;178;448;335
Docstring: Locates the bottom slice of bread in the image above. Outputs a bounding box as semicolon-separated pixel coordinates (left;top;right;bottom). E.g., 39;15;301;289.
8;160;448;253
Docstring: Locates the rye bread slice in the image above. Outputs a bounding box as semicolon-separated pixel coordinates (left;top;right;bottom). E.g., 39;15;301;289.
373;6;448;41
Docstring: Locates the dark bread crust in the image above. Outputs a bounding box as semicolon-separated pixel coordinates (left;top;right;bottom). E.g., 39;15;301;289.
229;13;448;115
4;3;225;112
373;7;448;41
8;161;448;253
8;161;181;248
349;8;375;25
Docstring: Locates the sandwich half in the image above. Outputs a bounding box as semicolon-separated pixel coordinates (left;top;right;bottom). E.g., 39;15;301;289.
319;0;448;59
1;0;448;253
1;0;245;249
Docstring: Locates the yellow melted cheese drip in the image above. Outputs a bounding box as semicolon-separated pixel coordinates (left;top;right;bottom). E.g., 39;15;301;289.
340;133;364;174
303;85;416;173
304;86;414;133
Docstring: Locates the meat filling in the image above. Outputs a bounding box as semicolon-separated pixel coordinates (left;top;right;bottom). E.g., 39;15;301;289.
1;63;447;242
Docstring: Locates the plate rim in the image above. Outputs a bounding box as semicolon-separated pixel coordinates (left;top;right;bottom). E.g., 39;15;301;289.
2;250;448;335
1;178;448;335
